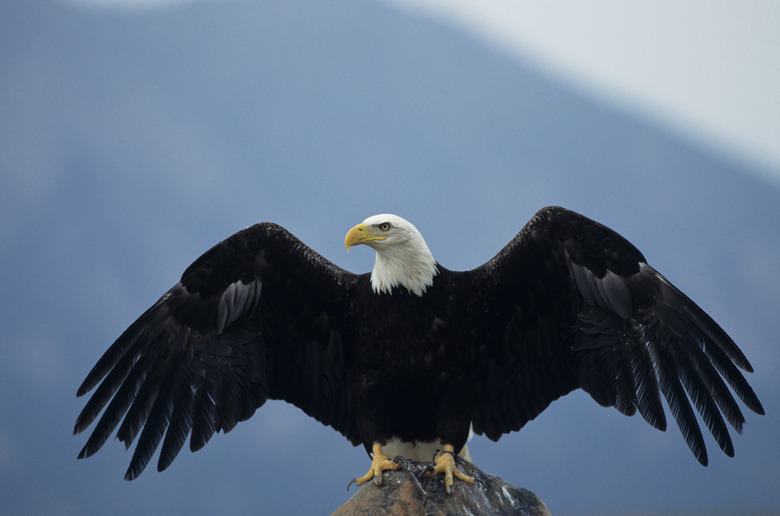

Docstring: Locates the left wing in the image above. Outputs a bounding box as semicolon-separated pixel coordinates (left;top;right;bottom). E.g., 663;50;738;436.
75;223;361;479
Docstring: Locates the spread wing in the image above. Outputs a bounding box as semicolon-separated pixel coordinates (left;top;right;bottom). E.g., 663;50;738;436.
466;206;764;465
74;223;361;479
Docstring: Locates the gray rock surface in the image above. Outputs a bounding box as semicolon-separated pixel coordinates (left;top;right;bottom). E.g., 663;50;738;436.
332;458;551;515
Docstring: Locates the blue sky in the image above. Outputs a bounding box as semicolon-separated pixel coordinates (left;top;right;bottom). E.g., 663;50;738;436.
2;2;779;515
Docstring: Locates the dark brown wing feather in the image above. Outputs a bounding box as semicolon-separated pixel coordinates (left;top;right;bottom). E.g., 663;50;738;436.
74;223;361;479
466;206;764;465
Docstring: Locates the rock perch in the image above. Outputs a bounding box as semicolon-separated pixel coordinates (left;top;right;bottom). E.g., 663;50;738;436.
332;458;551;516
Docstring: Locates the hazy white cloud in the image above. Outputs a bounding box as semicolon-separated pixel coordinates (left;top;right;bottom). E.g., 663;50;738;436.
382;0;780;180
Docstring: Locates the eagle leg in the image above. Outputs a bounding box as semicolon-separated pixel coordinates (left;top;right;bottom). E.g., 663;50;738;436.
425;444;475;494
350;442;402;488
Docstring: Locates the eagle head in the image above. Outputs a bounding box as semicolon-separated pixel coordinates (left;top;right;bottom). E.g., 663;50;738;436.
345;214;437;296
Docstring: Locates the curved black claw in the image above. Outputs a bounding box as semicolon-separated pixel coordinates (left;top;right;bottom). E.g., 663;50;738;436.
346;474;381;490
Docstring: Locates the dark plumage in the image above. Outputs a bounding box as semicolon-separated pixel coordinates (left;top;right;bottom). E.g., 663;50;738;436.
75;206;763;483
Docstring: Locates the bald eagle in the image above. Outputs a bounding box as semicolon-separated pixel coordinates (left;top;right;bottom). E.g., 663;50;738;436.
75;207;763;493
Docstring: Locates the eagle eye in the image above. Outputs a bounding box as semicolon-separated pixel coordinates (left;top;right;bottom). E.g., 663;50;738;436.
379;222;391;231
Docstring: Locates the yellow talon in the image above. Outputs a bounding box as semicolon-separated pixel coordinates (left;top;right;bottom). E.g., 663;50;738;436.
353;442;401;487
426;444;475;494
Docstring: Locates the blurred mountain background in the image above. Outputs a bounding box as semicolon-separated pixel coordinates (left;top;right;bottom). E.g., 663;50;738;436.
1;1;778;514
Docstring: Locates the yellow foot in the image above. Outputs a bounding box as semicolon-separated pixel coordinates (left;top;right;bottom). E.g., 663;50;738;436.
352;442;402;487
426;444;476;494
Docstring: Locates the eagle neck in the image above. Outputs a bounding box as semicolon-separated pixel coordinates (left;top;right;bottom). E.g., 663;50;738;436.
371;244;437;297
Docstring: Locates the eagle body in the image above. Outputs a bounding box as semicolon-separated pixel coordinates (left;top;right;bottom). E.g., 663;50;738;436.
350;277;474;457
75;207;763;484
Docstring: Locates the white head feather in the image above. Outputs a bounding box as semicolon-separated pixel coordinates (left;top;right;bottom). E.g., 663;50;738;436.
348;214;438;296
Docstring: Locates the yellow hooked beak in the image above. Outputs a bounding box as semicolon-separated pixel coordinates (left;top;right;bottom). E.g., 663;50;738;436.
345;223;387;251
